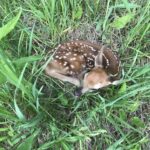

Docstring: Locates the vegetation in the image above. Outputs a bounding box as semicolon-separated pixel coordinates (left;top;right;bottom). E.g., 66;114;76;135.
0;0;149;149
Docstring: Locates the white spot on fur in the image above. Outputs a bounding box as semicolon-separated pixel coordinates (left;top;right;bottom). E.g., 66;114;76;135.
65;66;69;70
63;61;67;66
73;53;77;56
114;54;119;62
60;45;66;49
82;64;86;68
66;52;71;56
103;54;109;67
70;57;76;61
70;65;75;69
88;57;93;60
80;55;84;58
70;71;73;74
55;55;59;58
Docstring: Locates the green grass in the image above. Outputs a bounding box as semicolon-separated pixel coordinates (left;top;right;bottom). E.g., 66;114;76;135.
0;0;150;149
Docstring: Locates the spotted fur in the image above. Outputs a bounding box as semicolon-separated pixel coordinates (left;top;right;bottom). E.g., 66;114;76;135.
45;40;121;93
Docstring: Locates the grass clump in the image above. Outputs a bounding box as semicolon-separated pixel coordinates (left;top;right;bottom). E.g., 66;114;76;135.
0;0;150;149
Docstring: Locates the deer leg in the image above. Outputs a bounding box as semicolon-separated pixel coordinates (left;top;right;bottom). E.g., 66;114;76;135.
45;68;80;87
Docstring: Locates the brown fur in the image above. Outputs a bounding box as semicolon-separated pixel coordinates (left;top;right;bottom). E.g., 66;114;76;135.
45;40;121;94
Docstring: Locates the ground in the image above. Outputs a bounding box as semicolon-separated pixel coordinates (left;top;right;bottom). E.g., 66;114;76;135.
0;0;150;149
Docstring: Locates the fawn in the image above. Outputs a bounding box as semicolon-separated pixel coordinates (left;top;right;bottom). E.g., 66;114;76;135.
45;40;121;95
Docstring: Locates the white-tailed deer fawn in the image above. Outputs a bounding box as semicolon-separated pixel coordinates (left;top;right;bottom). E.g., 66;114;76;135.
45;40;121;95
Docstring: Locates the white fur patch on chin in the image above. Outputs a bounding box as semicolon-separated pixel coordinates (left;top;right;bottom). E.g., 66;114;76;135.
93;83;102;89
111;80;121;85
93;81;112;89
81;88;89;94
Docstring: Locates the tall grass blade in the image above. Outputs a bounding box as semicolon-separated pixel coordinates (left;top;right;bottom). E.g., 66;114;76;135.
14;99;26;121
16;130;39;150
0;8;22;41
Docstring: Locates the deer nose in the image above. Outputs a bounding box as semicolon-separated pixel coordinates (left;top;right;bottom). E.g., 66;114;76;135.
74;87;83;97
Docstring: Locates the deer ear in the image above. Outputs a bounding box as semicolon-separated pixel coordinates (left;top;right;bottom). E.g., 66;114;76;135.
95;50;103;67
103;49;121;77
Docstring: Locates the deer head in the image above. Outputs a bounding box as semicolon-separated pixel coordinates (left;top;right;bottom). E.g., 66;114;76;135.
76;46;121;95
